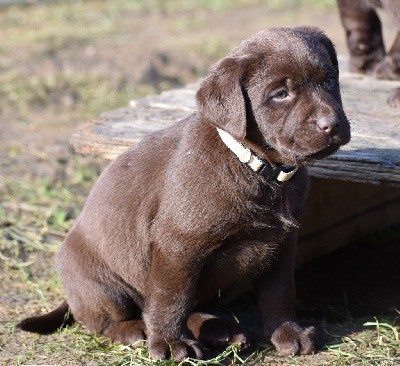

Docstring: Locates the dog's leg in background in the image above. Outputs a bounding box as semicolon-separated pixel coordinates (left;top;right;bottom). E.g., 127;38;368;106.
388;31;400;72
337;0;386;74
373;27;400;81
386;32;400;106
338;0;400;106
381;0;400;45
254;232;316;356
370;0;400;105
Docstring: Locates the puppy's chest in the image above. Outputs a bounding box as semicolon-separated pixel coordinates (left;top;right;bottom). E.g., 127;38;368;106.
196;228;289;303
238;184;300;235
195;185;300;304
212;234;283;275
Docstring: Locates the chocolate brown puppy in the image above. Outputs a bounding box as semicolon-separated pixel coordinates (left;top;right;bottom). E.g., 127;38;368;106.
18;27;350;360
337;0;400;107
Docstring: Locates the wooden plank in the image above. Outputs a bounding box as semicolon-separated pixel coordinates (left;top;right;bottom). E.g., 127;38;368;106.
71;57;400;186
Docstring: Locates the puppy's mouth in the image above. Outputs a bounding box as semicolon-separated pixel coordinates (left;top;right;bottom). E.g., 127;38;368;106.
274;136;346;165
305;143;340;160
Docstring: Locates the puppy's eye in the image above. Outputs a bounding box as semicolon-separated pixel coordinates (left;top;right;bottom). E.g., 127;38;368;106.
271;89;289;100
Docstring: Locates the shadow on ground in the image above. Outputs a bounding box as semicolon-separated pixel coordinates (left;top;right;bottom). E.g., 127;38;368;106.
214;224;400;355
296;224;400;322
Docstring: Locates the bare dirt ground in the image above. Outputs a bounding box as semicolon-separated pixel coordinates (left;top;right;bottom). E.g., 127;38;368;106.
1;1;399;365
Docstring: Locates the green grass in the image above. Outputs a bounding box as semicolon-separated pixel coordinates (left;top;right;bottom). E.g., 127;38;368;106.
7;317;399;365
13;335;250;366
0;0;336;49
0;158;100;284
327;319;400;366
0;70;135;119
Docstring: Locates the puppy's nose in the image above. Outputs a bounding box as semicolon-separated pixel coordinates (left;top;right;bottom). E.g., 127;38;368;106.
317;116;340;134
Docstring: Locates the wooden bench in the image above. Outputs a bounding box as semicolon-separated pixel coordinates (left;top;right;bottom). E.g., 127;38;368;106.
71;57;400;266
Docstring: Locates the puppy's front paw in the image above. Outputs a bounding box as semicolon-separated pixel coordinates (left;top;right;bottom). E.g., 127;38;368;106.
388;88;400;108
271;321;315;356
148;337;203;360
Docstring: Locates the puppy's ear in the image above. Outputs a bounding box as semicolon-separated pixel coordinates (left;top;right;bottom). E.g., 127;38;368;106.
196;57;247;139
295;26;339;74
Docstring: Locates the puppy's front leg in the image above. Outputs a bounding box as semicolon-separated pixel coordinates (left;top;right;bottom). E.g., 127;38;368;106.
143;244;203;360
255;232;315;356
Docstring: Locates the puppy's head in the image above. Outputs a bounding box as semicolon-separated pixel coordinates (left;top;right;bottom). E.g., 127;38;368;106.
196;27;351;165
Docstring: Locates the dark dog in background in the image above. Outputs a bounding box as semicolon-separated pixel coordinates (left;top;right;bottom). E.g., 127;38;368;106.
17;27;350;360
337;0;400;107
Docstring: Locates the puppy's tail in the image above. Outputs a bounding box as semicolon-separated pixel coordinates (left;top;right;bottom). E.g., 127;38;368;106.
16;300;74;334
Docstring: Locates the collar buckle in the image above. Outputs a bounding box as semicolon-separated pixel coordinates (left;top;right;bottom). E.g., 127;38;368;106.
238;148;252;163
276;167;299;182
258;162;298;182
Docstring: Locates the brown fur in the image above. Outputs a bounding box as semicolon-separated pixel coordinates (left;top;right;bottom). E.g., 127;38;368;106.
337;0;400;107
17;27;350;360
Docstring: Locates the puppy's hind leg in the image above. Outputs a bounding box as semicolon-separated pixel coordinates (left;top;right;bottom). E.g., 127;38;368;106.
58;230;147;347
68;285;147;347
69;289;147;347
103;319;146;347
187;312;248;350
61;265;146;347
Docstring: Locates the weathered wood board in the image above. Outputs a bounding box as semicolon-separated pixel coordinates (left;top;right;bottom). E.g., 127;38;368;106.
71;57;400;265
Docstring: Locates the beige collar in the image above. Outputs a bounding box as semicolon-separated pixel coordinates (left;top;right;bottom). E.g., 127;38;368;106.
217;128;298;182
